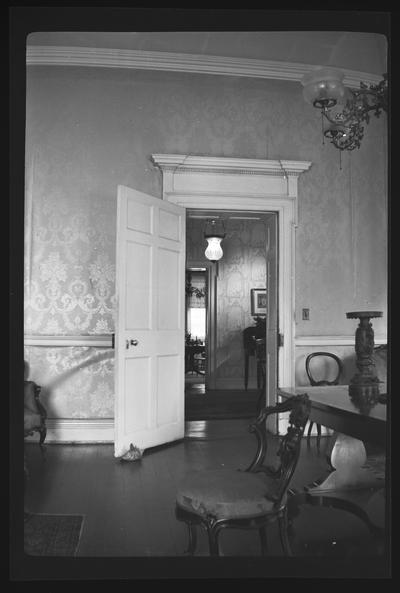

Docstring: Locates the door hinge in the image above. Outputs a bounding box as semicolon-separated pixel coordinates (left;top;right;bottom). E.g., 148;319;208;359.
278;333;284;347
111;333;115;349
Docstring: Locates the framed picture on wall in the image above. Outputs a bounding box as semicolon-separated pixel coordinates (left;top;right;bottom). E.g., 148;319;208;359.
251;288;267;316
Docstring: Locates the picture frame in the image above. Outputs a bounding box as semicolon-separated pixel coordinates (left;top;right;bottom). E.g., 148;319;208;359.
250;288;267;316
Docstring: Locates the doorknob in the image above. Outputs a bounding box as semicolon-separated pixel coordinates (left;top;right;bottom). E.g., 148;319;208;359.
130;339;139;346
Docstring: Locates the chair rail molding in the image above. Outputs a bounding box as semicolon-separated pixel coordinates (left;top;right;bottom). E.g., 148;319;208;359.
152;153;312;393
295;335;387;347
24;334;113;347
26;45;381;88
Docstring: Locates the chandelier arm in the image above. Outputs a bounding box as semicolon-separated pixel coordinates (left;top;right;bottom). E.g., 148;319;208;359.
303;69;387;153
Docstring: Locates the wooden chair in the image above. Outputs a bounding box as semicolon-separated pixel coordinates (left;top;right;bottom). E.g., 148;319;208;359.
24;379;47;445
175;393;311;556
305;352;343;442
24;375;47;495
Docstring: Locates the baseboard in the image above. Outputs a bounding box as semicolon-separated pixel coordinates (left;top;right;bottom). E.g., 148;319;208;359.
25;418;114;443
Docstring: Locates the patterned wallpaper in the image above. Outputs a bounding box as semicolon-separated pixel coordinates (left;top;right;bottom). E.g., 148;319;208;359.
24;66;387;420
24;345;114;418
24;189;116;336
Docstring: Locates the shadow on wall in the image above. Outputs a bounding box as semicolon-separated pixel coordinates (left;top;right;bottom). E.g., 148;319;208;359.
31;349;114;418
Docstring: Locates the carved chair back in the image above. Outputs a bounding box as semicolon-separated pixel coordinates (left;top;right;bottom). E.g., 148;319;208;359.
305;352;343;386
245;394;311;506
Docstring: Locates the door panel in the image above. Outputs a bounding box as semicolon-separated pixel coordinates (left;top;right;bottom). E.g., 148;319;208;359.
158;247;180;329
159;209;181;241
127;200;153;234
126;241;152;329
124;357;150;433
115;185;185;457
157;354;180;425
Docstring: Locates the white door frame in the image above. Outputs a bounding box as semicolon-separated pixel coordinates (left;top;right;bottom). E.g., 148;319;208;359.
152;154;312;392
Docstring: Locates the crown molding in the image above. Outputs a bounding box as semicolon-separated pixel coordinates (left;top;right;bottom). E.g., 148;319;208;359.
26;45;382;87
151;154;312;177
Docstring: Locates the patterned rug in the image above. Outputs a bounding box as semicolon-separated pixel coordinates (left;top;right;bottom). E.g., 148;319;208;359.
24;513;84;556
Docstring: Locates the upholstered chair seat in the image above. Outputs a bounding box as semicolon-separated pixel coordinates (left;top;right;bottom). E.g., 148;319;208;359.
175;394;311;556
177;468;281;521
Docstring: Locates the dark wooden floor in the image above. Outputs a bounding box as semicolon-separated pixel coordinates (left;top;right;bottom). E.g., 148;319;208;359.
23;419;387;572
185;381;261;419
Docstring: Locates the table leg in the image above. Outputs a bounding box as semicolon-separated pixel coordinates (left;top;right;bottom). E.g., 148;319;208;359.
307;433;384;492
244;352;249;391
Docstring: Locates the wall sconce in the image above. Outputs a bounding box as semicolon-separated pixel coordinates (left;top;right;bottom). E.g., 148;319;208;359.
204;219;226;262
301;67;388;152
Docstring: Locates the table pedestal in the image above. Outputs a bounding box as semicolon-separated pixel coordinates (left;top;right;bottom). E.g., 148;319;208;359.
306;433;384;492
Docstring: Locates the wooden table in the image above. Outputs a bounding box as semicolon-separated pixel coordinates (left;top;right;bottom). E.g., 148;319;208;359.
278;385;387;491
185;344;206;375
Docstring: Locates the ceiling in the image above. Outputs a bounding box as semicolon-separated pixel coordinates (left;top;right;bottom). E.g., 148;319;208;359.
27;31;387;76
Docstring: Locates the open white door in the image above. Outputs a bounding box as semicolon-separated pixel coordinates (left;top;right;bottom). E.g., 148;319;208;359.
265;214;279;430
114;185;186;457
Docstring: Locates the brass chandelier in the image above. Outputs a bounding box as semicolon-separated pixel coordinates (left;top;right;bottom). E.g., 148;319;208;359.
302;68;388;152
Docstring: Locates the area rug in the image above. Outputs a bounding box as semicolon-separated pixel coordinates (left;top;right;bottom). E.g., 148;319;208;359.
24;513;84;556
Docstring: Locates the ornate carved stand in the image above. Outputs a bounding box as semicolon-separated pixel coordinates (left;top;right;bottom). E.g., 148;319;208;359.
346;310;383;406
307;311;384;493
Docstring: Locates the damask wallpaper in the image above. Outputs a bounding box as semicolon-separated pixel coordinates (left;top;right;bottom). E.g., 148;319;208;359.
24;345;114;418
24;182;116;335
24;66;387;422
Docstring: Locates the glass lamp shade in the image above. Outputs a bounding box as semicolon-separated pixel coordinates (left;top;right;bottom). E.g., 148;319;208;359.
205;237;223;262
302;68;347;109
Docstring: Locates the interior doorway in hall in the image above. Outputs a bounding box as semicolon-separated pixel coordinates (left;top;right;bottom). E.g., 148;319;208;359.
184;209;278;420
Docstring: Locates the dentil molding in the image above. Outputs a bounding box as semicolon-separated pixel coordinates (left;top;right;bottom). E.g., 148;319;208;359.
151;154;312;177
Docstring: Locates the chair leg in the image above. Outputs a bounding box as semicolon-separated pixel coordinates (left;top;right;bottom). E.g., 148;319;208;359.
307;422;314;439
259;526;268;555
278;510;293;556
316;423;322;450
207;525;221;556
185;522;197;556
39;427;47;452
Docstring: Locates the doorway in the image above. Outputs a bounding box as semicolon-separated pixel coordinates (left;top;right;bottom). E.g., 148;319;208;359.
152;153;312;409
185;209;278;420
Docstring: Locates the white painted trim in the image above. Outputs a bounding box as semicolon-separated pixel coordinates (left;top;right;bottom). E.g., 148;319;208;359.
153;154;312;392
26;46;382;87
24;335;113;347
295;335;387;347
152;154;312;176
25;419;114;443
